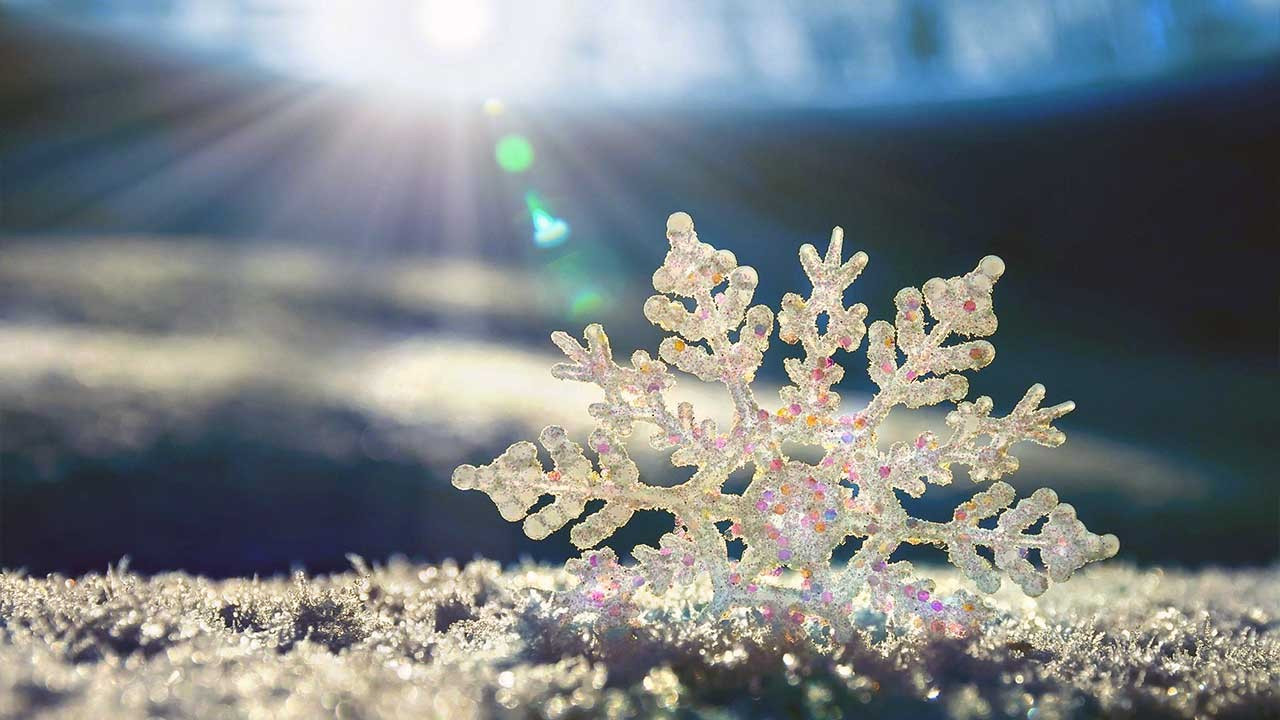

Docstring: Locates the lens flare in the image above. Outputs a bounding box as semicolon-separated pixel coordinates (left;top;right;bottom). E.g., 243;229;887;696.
495;134;534;173
569;288;606;318
525;192;569;248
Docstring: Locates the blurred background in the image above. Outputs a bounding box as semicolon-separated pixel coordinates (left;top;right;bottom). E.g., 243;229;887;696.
0;0;1276;578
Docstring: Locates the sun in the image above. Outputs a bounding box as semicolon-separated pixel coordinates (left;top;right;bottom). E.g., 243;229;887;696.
417;0;495;55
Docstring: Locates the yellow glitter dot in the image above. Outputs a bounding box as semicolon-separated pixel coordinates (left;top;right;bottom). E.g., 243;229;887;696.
673;339;686;352
805;415;817;427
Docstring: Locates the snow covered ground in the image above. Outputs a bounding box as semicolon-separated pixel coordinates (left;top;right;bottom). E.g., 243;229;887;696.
1;560;1276;719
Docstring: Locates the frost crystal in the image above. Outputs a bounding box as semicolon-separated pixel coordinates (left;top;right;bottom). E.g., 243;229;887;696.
453;212;1118;639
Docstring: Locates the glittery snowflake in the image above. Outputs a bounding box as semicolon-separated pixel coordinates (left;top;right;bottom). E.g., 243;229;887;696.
453;212;1118;639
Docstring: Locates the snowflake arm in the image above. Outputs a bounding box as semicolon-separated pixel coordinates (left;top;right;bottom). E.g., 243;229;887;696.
773;227;869;439
862;255;1007;431
919;481;1121;596
644;212;772;440
452;425;660;550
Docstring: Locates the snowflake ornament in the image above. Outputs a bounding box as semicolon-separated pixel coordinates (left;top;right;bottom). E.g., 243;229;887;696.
453;212;1118;640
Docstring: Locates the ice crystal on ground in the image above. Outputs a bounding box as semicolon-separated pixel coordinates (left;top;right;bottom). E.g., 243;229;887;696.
1;562;1275;719
454;212;1119;639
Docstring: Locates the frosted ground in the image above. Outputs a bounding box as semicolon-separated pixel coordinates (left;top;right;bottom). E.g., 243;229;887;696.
1;559;1277;719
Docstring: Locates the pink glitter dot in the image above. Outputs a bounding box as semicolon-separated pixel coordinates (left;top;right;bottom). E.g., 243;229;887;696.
931;600;944;611
963;299;977;312
812;368;824;381
905;370;917;380
879;465;892;478
597;443;610;453
821;591;834;603
839;335;852;348
778;549;792;561
744;443;755;453
917;590;930;602
770;458;783;471
879;361;893;373
789;403;802;415
755;500;768;511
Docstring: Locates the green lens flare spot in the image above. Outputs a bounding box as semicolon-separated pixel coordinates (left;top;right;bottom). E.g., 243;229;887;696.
495;134;534;173
526;191;569;248
569;288;605;318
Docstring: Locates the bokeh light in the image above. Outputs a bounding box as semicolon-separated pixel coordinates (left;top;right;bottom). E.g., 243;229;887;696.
10;1;1275;106
495;134;534;173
